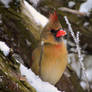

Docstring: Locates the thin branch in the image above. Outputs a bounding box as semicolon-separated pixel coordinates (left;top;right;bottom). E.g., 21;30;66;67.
64;16;90;92
58;7;87;16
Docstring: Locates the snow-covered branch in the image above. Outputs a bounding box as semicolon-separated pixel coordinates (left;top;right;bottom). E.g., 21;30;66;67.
20;63;61;92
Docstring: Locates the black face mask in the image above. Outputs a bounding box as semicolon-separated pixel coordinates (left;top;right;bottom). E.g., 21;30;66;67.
50;28;64;42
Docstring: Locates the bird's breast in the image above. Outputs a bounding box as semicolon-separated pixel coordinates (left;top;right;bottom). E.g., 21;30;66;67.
41;42;68;85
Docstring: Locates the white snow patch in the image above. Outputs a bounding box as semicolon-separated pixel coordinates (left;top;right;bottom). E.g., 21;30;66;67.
0;20;2;24
23;0;48;28
84;55;92;68
79;0;92;14
86;68;92;81
0;0;11;8
0;41;10;56
20;64;61;92
68;1;75;8
29;0;40;7
83;55;92;82
25;39;32;46
80;81;87;90
83;22;89;27
71;56;81;77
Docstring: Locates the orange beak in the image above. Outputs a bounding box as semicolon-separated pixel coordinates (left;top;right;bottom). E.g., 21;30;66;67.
56;30;66;37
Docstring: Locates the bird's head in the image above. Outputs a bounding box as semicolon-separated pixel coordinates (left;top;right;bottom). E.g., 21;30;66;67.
41;11;66;44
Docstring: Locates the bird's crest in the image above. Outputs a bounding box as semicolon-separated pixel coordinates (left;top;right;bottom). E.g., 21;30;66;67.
49;11;58;22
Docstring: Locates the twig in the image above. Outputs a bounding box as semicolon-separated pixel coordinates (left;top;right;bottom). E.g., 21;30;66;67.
64;16;90;92
58;7;87;16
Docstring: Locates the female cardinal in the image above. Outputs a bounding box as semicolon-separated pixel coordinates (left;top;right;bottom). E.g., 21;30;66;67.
31;11;68;85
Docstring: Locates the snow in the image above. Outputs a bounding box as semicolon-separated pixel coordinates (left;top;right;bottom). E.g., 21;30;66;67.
80;81;87;90
20;63;61;92
69;54;81;77
29;0;40;7
23;0;49;28
0;41;10;56
68;1;75;8
84;55;92;68
69;53;92;90
0;0;11;8
69;54;92;90
79;0;92;14
83;22;89;27
86;69;92;81
82;55;92;82
25;39;32;46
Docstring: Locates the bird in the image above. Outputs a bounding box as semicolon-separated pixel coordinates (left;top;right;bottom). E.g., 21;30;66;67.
31;11;68;85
